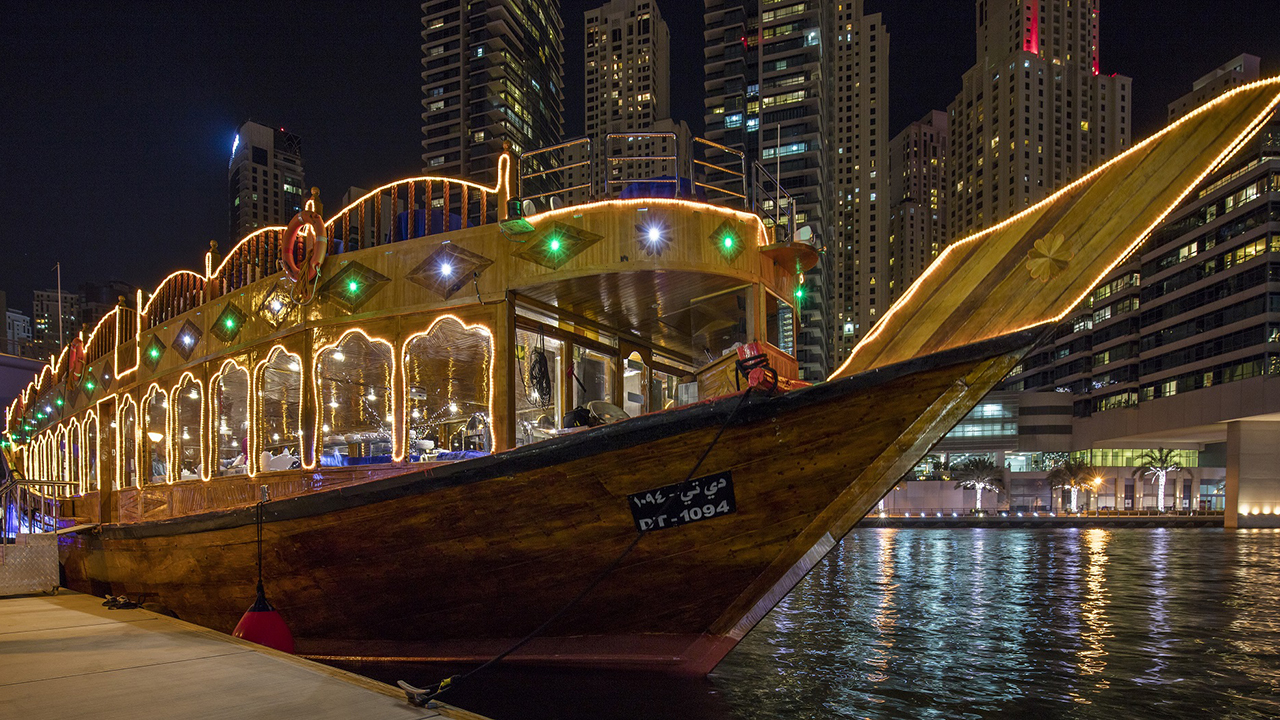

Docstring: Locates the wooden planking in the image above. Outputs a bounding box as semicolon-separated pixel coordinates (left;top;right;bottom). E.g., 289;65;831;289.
838;78;1280;377
0;591;485;720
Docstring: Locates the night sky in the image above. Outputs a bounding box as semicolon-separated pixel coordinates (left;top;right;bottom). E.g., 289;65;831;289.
1;0;1277;316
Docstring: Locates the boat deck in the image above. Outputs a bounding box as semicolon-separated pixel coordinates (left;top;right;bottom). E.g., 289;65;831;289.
0;590;489;720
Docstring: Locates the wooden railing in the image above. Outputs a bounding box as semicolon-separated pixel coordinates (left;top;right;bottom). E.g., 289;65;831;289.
209;228;286;298
144;272;206;329
325;175;501;253
84;310;117;364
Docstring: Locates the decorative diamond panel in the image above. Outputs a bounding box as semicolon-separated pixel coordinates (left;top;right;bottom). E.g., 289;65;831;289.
142;335;166;370
172;319;203;361
259;281;295;328
212;303;248;343
710;219;745;263
512;222;602;270
320;261;390;313
407;243;494;299
99;362;115;392
81;369;99;399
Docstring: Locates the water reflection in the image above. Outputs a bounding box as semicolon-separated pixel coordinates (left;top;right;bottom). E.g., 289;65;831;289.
715;528;1280;719
349;529;1280;720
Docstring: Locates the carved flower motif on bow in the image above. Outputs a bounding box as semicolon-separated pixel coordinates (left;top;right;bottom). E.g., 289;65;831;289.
1026;232;1074;282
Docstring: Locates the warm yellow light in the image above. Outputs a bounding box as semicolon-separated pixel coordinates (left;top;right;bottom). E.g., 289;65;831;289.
147;431;164;443
525;197;772;248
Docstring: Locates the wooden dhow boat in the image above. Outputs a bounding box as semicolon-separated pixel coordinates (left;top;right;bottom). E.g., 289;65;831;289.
5;79;1279;675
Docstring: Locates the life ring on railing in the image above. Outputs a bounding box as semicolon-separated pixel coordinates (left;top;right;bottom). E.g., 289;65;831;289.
66;339;86;389
281;209;328;303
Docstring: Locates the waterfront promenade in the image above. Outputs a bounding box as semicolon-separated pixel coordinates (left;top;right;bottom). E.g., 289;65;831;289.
860;509;1224;528
0;590;488;720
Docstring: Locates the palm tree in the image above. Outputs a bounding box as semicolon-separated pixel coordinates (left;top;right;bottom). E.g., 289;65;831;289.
1047;458;1097;513
952;456;1005;512
1132;447;1186;513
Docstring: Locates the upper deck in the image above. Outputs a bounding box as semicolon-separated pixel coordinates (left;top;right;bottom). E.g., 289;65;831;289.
3;143;808;517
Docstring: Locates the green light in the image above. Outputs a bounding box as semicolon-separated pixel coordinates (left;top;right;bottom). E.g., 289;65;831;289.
549;237;562;252
36;412;44;419
348;279;360;294
149;347;160;359
794;286;805;301
85;381;95;391
723;236;733;249
55;398;63;406
224;317;236;329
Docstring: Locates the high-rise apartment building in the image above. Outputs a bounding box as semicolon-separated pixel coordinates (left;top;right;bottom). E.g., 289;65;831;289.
831;2;889;357
32;289;80;351
583;0;681;198
704;0;879;380
228;121;305;243
948;0;1131;237
420;0;564;187
1167;54;1261;122
886;110;949;308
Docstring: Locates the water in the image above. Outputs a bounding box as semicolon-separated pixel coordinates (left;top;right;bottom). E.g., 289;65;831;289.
349;528;1280;719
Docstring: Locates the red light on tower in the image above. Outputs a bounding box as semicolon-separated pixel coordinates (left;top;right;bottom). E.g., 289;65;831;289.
1023;0;1040;54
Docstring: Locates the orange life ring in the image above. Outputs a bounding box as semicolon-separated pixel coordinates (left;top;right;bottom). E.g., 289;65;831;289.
67;338;86;387
281;210;328;285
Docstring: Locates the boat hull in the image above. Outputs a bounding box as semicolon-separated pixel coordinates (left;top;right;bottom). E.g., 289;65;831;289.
59;332;1033;674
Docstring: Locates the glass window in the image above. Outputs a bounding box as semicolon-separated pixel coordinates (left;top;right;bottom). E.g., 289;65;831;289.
622;352;647;418
317;333;393;466
144;387;169;484
64;424;79;493
174;375;203;481
214;363;251;476
649;367;679;413
84;414;99;492
100;400;117;491
258;348;303;472
765;292;796;355
515;330;562;446
573;347;616;410
404;318;494;458
120;399;138;488
691;287;749;360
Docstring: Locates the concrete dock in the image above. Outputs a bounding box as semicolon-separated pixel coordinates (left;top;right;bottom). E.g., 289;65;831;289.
0;590;490;720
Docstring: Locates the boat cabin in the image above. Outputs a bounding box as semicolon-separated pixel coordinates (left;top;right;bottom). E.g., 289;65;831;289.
3;139;812;526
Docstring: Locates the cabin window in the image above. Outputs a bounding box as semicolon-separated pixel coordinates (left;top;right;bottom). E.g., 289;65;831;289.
317;333;393;466
84;414;99;492
63;425;78;493
515;330;562;446
765;292;796;356
258;348;304;472
99;399;117;491
573;347;616;412
174;376;203;481
404;318;494;458
622;352;647;418
144;388;169;483
214;363;251;476
649;368;679;413
120;399;138;488
691;287;749;360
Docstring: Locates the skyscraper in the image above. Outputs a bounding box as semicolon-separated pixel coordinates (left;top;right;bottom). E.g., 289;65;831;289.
583;0;684;198
227;121;306;243
886;110;949;308
704;0;881;380
830;1;889;357
420;0;565;185
948;0;1131;237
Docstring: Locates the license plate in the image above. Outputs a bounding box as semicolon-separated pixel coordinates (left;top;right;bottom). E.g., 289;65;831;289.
628;471;736;532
